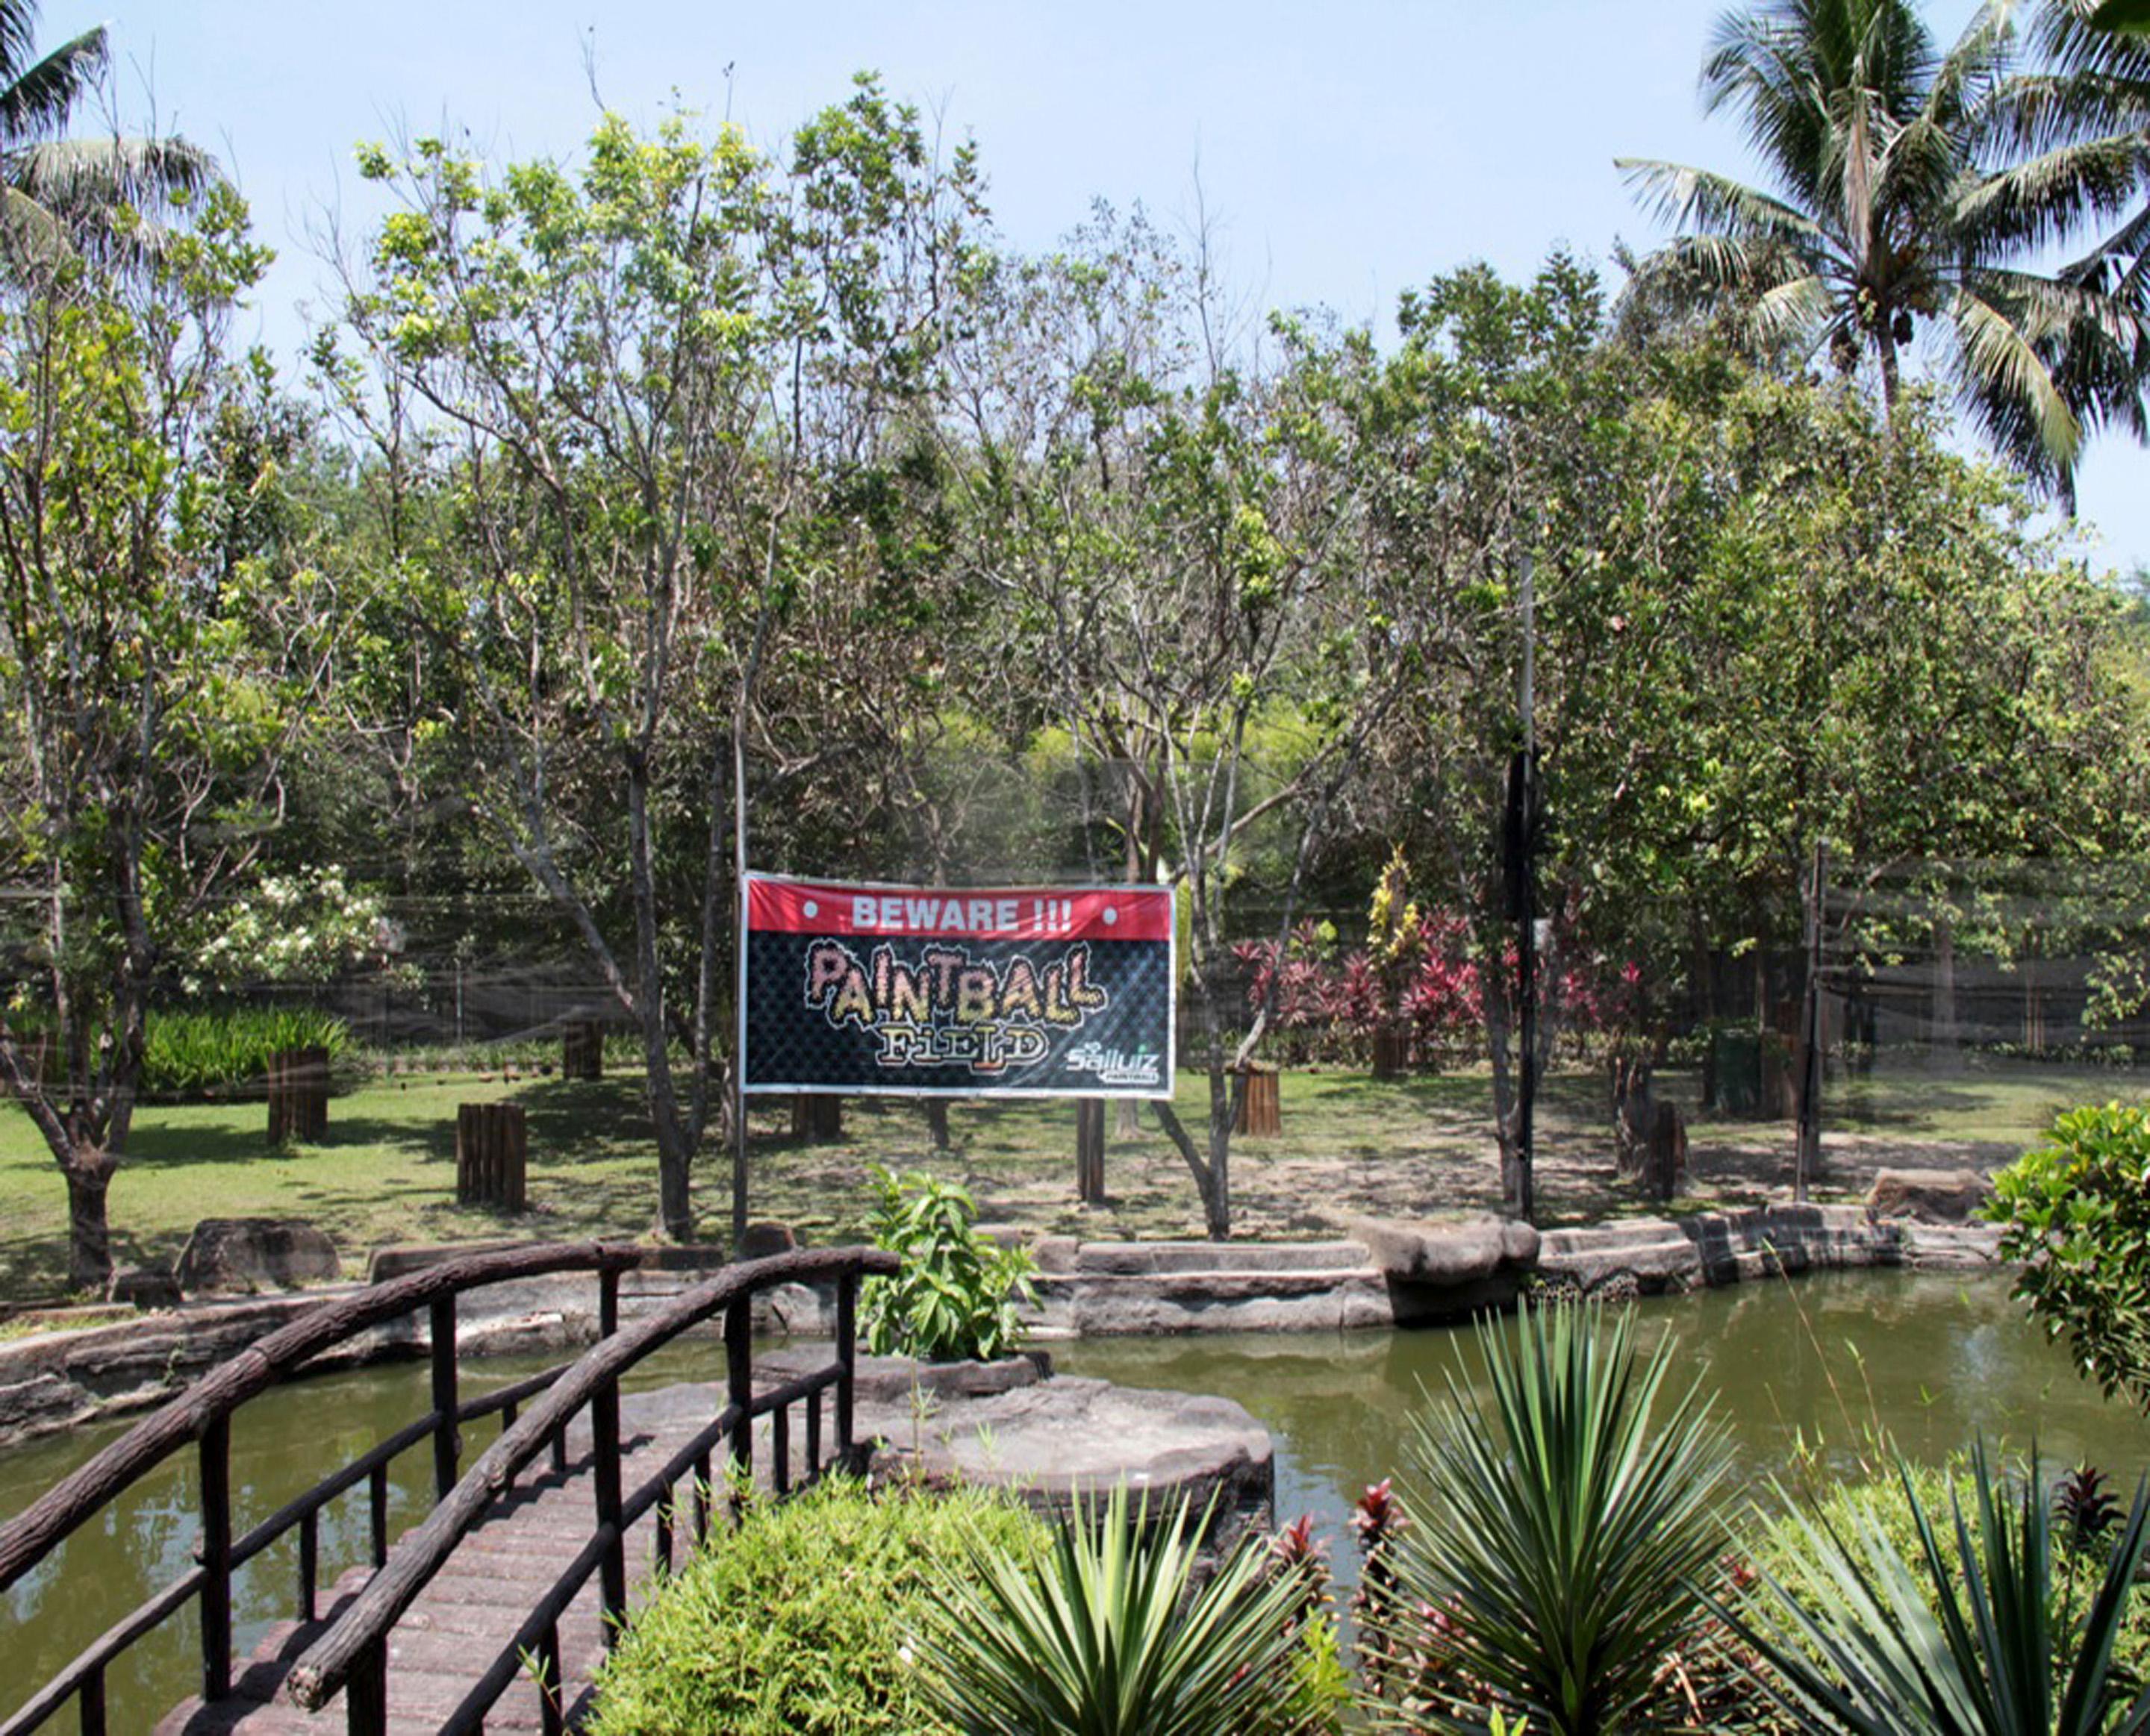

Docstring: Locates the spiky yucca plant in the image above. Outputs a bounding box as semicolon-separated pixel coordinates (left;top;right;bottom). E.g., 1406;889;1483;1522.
1733;1444;2150;1735
917;1482;1325;1736
1383;1300;1736;1735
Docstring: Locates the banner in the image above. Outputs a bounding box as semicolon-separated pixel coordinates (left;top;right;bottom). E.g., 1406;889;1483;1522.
741;874;1175;1099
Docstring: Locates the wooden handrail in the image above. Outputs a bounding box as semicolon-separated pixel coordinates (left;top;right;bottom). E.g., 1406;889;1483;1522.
284;1244;897;1718
0;1240;640;1593
0;1240;643;1736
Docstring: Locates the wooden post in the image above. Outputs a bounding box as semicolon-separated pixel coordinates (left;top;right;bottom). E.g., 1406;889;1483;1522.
561;1020;603;1081
592;1376;625;1634
1233;1064;1280;1137
1371;1026;1409;1079
199;1414;231;1702
429;1296;459;1502
267;1046;329;1145
1076;1099;1106;1203
788;1094;843;1142
835;1267;857;1461
725;1294;753;1510
1795;843;1827;1202
455;1103;528;1210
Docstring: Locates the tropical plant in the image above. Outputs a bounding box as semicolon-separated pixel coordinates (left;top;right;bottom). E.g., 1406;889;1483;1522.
1618;0;2148;495
1381;1300;1737;1735
586;1477;1044;1736
917;1482;1338;1736
859;1166;1037;1363
0;0;215;266
1986;1102;2150;1411
1729;1444;2150;1734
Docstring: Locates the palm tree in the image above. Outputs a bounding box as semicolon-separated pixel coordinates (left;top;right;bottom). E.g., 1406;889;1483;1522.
0;0;214;266
1618;0;2149;500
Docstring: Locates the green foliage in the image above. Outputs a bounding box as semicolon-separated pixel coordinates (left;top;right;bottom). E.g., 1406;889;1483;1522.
860;1165;1035;1362
586;1479;1044;1736
1731;1446;2150;1735
1383;1300;1736;1735
917;1482;1336;1736
1987;1103;2150;1411
141;1008;349;1099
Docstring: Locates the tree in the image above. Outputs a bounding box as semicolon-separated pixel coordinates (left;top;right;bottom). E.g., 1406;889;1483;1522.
321;82;985;1241
0;185;316;1288
1618;0;2149;496
945;207;1403;1237
0;0;215;265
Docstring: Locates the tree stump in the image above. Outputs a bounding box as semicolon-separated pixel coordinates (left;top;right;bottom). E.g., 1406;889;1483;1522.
789;1094;844;1142
1610;1055;1684;1202
561;1020;604;1081
456;1103;528;1211
1234;1064;1281;1137
266;1047;330;1145
1371;1027;1410;1080
1076;1099;1106;1204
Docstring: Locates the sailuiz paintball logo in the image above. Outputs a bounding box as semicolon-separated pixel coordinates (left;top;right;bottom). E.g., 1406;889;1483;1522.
804;940;1109;1073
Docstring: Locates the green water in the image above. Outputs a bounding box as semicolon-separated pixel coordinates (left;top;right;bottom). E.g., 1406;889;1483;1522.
1055;1271;2150;1567
4;1273;2146;1731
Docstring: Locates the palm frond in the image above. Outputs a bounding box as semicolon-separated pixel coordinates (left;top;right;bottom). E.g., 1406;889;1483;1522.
10;133;217;217
1618;157;1828;246
0;25;105;147
1950;281;2084;465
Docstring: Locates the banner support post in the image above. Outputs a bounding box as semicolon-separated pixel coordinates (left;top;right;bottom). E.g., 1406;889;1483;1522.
732;726;750;1249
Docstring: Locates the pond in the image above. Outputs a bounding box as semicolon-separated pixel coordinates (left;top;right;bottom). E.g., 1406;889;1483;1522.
1056;1270;2150;1573
3;1270;2144;1731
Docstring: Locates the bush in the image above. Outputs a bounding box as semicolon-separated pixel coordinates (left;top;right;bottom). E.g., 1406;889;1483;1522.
587;1479;1045;1736
918;1484;1344;1736
860;1166;1036;1362
1986;1102;2150;1411
1733;1446;2150;1735
142;1007;350;1099
1380;1300;1736;1735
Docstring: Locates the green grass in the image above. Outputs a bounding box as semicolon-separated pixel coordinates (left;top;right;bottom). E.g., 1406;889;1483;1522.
0;1052;2134;1305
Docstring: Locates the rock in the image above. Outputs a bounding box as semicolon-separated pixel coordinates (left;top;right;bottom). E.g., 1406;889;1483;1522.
106;1264;181;1310
367;1240;521;1283
733;1221;797;1261
175;1218;340;1294
1867;1168;1995;1223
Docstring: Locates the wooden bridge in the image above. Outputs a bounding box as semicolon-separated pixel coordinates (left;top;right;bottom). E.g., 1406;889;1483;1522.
0;1243;895;1735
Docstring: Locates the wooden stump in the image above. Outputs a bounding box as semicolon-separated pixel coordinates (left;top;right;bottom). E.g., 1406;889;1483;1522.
266;1047;329;1145
1371;1027;1411;1080
456;1103;528;1211
1610;1055;1684;1202
1076;1099;1106;1204
789;1094;844;1142
1234;1064;1281;1137
561;1020;604;1081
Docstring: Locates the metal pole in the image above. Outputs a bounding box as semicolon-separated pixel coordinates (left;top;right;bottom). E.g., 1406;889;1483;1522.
732;722;750;1248
1795;842;1827;1201
1514;549;1537;1225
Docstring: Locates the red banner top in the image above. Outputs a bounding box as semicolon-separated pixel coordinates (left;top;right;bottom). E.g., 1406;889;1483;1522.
746;875;1173;943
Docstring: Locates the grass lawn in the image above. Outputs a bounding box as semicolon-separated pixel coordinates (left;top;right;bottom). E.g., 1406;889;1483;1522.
0;1052;2125;1305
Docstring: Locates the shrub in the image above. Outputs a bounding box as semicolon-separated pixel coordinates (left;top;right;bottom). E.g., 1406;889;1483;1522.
1381;1300;1737;1735
918;1483;1342;1736
1730;1445;2150;1735
1986;1102;2150;1412
860;1166;1036;1362
586;1479;1044;1736
143;1007;350;1099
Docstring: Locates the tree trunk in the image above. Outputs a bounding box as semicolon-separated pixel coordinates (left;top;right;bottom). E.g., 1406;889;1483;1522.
925;1099;951;1152
63;1150;116;1293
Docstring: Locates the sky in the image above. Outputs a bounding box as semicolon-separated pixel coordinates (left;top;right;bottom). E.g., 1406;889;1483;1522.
93;0;2148;573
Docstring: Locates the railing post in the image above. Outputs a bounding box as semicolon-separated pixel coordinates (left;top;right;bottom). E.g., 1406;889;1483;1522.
430;1295;460;1502
199;1413;232;1702
600;1264;620;1338
835;1265;858;1462
368;1464;389;1568
347;1636;388;1735
593;1374;626;1634
725;1292;753;1507
81;1664;105;1736
299;1509;320;1623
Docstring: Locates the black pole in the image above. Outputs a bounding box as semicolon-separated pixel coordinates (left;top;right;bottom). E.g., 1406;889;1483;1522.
1795;841;1827;1201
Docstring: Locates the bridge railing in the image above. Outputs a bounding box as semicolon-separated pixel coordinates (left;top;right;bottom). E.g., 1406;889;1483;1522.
0;1240;644;1736
282;1244;899;1735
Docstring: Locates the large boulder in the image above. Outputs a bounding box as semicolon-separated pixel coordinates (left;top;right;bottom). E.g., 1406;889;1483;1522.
1866;1168;1995;1224
176;1218;341;1294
